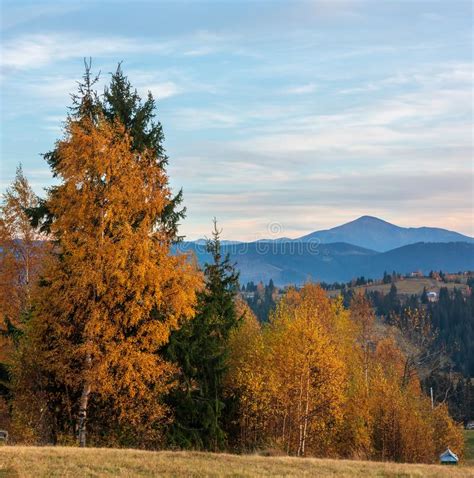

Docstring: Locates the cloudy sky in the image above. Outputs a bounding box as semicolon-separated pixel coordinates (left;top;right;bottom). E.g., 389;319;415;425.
1;0;472;240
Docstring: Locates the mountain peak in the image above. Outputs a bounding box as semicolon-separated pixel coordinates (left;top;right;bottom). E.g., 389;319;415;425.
299;216;473;252
352;215;394;225
356;215;384;222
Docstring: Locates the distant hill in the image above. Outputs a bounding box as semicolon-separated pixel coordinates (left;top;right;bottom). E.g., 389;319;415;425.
298;216;474;252
175;241;474;285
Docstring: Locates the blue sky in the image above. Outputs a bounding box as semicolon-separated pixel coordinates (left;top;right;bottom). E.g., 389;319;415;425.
1;0;472;240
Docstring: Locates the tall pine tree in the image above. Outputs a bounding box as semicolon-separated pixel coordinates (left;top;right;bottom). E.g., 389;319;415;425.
103;64;185;240
165;220;240;450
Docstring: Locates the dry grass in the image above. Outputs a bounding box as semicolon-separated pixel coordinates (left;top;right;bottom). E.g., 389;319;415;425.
1;446;473;478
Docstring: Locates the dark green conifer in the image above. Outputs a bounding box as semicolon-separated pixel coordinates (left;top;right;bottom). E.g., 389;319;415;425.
165;220;240;450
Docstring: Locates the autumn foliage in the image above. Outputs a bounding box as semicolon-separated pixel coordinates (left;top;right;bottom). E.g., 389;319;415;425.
0;166;46;336
227;288;464;462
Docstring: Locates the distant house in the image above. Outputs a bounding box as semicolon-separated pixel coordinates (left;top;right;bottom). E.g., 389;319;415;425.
466;421;474;430
427;291;438;302
439;448;459;465
410;271;423;278
444;274;458;282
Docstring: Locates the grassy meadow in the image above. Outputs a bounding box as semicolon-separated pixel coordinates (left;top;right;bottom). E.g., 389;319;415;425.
465;430;474;466
326;277;470;299
1;446;474;478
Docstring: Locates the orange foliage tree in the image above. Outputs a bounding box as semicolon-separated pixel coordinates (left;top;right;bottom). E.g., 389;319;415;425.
226;299;268;449
228;284;350;456
23;115;201;447
366;337;464;463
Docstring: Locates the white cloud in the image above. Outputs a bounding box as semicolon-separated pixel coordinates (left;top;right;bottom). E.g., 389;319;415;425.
339;62;472;96
0;30;243;73
34;76;81;100
183;46;218;57
10;70;196;112
1;3;82;30
0;34;157;71
166;59;473;240
232;81;471;163
176;168;474;240
138;81;180;99
1;16;471;241
181;30;241;57
283;83;317;95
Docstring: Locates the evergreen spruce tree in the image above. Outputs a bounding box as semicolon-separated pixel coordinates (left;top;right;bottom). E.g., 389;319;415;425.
103;64;185;240
165;220;240;450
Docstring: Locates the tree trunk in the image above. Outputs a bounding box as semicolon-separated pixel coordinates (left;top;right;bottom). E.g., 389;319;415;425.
297;370;304;456
282;410;287;443
77;382;91;447
77;351;92;447
364;344;369;393
301;368;310;457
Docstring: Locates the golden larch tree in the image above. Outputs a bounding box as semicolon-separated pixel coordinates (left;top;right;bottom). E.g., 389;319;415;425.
30;115;201;446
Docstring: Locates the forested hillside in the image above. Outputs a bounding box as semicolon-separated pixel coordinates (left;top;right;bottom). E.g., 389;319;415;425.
242;275;474;425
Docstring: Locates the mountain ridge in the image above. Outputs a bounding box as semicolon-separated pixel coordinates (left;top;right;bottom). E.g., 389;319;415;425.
297;216;473;252
179;217;473;284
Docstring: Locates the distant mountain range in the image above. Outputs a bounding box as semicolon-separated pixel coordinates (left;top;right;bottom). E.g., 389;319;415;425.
177;217;474;285
176;241;474;285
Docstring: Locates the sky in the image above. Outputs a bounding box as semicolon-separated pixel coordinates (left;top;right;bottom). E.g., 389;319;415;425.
0;0;473;241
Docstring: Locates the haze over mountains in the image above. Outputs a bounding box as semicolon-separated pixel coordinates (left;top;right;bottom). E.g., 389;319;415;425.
179;216;474;285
